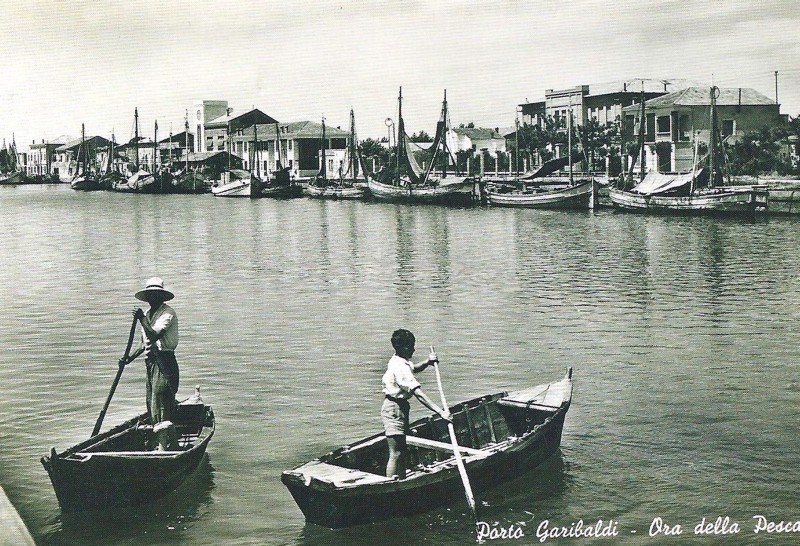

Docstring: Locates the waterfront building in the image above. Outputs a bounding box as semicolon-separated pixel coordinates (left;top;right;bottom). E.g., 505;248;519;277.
204;108;279;153
231;121;350;180
449;127;508;158
53;135;112;182
192;100;229;153
158;131;194;167
519;79;691;128
26;139;65;178
622;86;781;173
115;137;157;173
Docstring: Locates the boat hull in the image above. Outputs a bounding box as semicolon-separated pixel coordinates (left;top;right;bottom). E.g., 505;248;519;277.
0;172;24;185
608;186;768;214
306;183;365;200
41;402;215;512
70;175;101;191
366;177;475;205
282;370;572;528
261;184;303;198
487;180;596;209
211;179;252;197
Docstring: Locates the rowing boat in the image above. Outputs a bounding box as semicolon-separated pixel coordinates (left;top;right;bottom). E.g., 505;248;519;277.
282;368;573;528
41;392;215;512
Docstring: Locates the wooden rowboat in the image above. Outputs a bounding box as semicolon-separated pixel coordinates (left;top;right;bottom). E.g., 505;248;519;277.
487;180;596;209
41;394;215;512
282;368;573;528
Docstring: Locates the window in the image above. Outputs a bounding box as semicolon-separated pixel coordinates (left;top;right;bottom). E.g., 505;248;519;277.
722;120;735;138
656;115;670;135
646;113;655;142
679;114;691;141
288;140;292;151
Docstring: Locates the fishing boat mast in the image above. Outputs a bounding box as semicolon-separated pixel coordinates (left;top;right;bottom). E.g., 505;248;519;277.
638;84;646;187
396;87;403;187
349;108;357;184
568;96;573;184
320;117;327;183
134;108;139;172
709;86;719;189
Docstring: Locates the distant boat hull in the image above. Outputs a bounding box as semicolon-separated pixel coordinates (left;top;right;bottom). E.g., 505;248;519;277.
0;172;24;185
306;183;365;200
282;369;573;528
70;174;101;191
608;186;768;214
366;176;475;205
212;178;252;197
261;183;303;198
487;180;596;209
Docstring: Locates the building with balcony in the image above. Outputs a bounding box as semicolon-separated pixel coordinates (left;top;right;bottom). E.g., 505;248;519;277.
622;86;781;173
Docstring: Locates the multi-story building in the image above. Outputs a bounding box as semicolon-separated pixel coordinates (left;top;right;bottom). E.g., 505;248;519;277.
204;108;279;153
26;140;65;178
621;86;781;173
231;120;350;179
520;79;688;128
53;135;112;181
192;100;230;153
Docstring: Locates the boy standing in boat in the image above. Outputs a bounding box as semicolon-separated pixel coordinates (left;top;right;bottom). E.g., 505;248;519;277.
120;277;180;451
382;328;450;480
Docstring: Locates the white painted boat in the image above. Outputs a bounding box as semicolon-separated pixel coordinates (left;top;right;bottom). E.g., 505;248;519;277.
487;180;596;209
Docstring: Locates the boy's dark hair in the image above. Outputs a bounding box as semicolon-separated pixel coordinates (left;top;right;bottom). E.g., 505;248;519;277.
391;329;415;352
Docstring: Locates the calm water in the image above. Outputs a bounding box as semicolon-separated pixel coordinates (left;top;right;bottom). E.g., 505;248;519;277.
1;184;800;545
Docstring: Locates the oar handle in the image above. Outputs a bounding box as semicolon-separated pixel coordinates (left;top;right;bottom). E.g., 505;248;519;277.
91;315;139;437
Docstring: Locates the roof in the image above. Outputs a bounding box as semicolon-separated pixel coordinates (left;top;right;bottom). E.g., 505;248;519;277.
206;108;279;129
587;78;701;97
452;127;504;140
631;87;776;110
237;121;350;140
55;135;112;152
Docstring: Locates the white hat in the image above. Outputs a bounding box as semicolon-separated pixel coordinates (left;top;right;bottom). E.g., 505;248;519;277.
135;277;174;302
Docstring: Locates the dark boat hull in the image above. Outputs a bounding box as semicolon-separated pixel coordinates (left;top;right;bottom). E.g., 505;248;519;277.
41;402;214;512
282;370;572;528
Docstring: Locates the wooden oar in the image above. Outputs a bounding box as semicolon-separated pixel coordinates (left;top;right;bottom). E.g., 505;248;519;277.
430;347;477;521
91;315;139;437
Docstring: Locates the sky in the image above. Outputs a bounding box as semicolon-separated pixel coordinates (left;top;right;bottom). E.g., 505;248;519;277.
1;0;799;151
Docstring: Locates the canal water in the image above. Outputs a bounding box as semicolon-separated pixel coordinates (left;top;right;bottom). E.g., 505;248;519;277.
1;184;799;545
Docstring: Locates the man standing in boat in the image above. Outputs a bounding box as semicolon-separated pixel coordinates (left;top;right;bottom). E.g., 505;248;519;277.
120;277;180;451
382;329;450;480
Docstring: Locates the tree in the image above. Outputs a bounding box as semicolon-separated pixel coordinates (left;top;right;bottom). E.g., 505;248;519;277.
409;130;431;142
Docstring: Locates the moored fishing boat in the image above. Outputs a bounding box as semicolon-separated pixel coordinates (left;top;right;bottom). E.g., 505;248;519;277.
41;390;215;512
488;179;596;209
211;169;256;197
366;88;476;205
608;86;768;215
282;368;573;528
307;110;367;200
70;124;101;191
486;104;596;209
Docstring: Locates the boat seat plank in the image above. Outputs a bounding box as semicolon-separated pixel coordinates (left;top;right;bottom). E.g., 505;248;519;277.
406;435;487;457
298;462;392;487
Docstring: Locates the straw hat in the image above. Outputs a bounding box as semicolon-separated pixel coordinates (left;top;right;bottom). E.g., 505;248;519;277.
135;277;175;302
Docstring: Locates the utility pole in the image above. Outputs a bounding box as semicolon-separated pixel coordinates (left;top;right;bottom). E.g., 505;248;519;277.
775;70;779;104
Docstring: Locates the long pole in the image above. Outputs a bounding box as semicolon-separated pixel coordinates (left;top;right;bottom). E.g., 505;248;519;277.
431;349;477;521
134;108;139;171
92;316;139;437
568;96;573;184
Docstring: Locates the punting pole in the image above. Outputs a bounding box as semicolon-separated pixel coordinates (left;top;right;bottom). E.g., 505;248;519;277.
92;315;139;437
431;347;477;521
